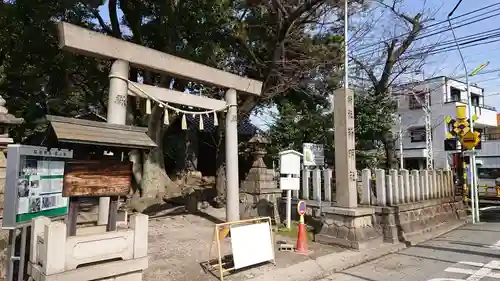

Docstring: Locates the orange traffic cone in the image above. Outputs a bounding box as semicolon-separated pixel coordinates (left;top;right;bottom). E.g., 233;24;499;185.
296;220;308;255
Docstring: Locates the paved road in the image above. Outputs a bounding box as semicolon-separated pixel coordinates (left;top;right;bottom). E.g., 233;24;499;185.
319;209;500;281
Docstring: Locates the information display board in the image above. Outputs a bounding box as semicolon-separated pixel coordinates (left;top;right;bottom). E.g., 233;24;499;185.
302;143;325;167
3;145;73;228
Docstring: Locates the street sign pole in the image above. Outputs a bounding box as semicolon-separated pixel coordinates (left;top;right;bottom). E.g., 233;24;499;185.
448;0;487;223
448;105;481;223
469;62;488;223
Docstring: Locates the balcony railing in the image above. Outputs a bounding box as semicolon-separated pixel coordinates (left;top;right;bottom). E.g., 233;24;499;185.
444;98;497;111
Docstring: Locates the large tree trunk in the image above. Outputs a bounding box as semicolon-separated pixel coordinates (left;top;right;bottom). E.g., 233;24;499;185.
384;132;397;169
129;104;181;212
141;104;168;198
214;118;226;207
185;128;198;171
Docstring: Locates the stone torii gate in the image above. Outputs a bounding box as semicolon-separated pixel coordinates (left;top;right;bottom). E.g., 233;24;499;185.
57;22;263;223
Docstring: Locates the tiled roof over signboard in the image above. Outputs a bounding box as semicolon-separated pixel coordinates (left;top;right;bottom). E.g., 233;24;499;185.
46;115;157;149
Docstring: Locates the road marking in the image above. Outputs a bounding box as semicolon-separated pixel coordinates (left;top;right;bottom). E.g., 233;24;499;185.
459;262;487;267
489;240;500;250
428;278;472;281
445;268;476;275
467;267;496;281
429;260;500;281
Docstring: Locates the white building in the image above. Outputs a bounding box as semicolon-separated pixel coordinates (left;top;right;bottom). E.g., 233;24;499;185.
394;76;497;170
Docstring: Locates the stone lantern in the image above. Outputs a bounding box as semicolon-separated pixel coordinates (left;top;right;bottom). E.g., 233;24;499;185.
239;134;281;223
0;95;23;210
247;135;270;169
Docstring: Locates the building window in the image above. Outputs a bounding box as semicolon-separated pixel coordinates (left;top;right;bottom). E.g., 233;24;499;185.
409;91;427;109
471;93;480;107
478;168;500;180
450;87;461;102
410;127;426;142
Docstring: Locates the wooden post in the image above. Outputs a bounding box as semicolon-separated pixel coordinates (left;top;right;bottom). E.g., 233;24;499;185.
67;197;79;236
107;196;119;232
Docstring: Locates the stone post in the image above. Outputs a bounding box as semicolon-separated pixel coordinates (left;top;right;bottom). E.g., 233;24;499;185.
324;169;333;202
440;170;447;197
431;170;438;199
390;169;399;204
448;170;455;197
386;174;393;206
445;170;452;197
312;169;321;200
409;172;415;202
361;169;371;205
302;168;310;200
413;170;421;202
334;88;357;208
436;170;442;198
422;170;430;200
375;169;386;206
402;169;410;203
398;172;405;204
225;88;240;222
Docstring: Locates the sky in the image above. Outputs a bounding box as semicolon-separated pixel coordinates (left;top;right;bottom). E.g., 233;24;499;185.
97;0;500;130
402;0;500;104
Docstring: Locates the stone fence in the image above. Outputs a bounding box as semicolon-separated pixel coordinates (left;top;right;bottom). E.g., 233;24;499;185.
282;168;465;248
363;169;455;207
287;168;455;207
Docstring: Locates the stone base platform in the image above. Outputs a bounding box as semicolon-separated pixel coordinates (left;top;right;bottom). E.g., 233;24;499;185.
375;197;466;244
240;188;282;224
315;207;382;249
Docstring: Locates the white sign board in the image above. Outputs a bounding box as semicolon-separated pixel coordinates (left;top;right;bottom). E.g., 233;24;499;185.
303;143;325;166
279;150;302;175
279;177;300;191
230;222;274;270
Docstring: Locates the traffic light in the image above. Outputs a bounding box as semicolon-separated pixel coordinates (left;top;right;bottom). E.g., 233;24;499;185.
444;139;458;151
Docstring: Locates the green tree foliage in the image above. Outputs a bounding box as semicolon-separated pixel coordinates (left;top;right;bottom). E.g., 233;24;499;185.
267;90;334;163
0;0;386;204
0;0;109;141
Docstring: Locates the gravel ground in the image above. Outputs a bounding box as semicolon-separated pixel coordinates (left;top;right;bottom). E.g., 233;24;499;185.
143;206;345;281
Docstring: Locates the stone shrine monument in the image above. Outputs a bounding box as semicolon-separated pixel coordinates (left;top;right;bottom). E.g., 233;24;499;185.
239;135;281;224
0;94;23;277
316;88;381;249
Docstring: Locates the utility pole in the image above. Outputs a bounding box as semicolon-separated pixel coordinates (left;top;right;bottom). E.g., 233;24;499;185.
448;1;479;223
415;70;433;170
425;92;433;170
398;114;404;169
344;0;348;89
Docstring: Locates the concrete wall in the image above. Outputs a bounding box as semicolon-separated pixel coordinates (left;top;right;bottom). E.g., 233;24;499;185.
375;198;466;243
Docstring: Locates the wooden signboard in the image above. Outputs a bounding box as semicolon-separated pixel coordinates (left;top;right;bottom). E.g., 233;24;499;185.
63;160;132;197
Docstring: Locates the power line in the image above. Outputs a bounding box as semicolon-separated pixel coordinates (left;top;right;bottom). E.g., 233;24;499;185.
355;2;500;53
349;32;500;82
352;2;500;56
354;18;500;63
